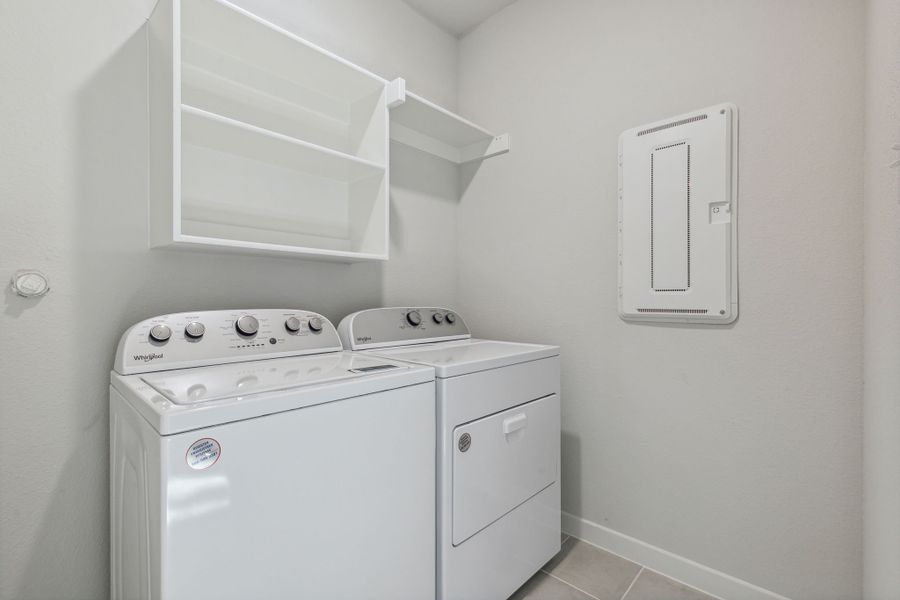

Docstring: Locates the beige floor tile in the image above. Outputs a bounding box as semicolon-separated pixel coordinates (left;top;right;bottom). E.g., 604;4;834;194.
509;571;595;600
543;538;642;600
623;570;717;600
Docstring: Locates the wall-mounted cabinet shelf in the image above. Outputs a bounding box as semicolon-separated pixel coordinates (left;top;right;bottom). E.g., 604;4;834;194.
388;78;509;165
147;1;509;262
149;0;390;261
182;105;385;182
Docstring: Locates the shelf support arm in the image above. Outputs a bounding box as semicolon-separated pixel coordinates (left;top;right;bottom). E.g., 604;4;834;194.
387;78;407;109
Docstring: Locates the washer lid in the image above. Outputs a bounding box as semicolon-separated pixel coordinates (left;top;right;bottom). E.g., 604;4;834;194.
140;352;403;405
370;339;559;378
111;352;434;435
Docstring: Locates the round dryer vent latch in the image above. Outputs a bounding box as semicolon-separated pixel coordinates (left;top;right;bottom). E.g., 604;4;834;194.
458;433;472;453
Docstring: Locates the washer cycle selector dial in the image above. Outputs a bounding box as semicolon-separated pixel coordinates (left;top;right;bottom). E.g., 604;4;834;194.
149;324;172;343
235;315;259;337
406;310;422;327
445;312;456;325
432;312;444;324
308;317;324;333
284;317;301;333
184;322;205;339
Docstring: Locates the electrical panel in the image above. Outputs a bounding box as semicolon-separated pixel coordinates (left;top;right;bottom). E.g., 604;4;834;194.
618;103;738;324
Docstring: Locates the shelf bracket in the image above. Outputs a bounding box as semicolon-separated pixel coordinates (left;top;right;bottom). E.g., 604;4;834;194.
387;78;407;109
460;133;510;164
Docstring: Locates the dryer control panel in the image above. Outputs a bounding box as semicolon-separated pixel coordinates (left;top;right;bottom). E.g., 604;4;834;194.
338;307;470;350
114;309;342;375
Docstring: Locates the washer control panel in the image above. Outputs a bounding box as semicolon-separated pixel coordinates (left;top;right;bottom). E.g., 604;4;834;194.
114;309;342;375
338;307;470;350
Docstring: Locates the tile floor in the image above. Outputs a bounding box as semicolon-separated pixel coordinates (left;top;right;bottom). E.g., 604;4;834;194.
510;535;718;600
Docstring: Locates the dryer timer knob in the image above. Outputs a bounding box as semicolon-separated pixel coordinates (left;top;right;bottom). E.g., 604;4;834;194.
149;324;172;343
406;310;422;327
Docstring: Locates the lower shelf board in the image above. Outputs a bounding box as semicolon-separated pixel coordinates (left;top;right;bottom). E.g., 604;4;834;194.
390;124;509;164
154;234;389;262
388;81;510;165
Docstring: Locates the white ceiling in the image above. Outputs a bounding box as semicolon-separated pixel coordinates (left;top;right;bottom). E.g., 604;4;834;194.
402;0;518;37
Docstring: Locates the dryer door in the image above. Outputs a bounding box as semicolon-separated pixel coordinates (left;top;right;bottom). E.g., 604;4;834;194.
452;394;559;545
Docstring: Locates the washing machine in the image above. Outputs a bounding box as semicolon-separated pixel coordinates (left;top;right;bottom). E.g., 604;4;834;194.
337;307;561;600
110;309;436;600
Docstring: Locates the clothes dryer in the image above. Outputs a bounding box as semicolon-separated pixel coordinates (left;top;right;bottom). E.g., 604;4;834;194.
338;307;561;600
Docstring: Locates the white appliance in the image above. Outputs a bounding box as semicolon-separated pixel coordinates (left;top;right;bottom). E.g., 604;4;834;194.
338;307;561;600
110;309;436;600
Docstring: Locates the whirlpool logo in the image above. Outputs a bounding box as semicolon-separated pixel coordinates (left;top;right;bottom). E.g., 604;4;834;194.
133;352;163;363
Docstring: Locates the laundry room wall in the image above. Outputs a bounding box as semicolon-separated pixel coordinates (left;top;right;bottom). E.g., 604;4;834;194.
0;1;458;598
862;0;900;597
456;1;865;599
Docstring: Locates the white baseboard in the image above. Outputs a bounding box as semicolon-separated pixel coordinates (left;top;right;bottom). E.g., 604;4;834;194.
561;512;791;600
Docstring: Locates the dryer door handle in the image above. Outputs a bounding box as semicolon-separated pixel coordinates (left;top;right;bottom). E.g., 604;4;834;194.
502;413;528;434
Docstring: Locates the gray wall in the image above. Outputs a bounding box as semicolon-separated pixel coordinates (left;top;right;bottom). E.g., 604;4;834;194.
0;1;883;599
456;1;865;598
863;0;900;597
0;1;458;598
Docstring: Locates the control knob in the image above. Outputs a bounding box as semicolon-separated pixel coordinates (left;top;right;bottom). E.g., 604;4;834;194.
235;315;259;337
285;316;301;333
308;316;324;333
149;324;172;343
184;322;205;339
445;312;456;325
432;312;444;324
406;310;422;327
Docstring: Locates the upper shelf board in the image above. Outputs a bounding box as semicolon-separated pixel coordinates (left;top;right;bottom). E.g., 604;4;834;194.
387;78;509;165
183;0;387;103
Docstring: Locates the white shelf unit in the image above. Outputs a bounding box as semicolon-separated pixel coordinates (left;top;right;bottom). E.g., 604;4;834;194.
388;79;509;165
149;0;390;261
